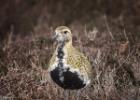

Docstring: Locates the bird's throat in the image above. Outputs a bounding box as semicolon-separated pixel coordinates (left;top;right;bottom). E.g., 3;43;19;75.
57;42;65;60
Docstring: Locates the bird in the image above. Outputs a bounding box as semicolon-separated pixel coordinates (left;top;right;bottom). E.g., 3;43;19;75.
48;26;94;90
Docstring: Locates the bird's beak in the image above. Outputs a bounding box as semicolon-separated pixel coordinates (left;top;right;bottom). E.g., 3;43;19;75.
52;33;58;41
52;32;64;43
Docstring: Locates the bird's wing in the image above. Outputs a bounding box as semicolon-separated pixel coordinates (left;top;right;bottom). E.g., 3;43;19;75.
67;47;92;75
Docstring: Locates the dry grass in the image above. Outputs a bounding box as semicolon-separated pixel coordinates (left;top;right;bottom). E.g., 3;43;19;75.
0;24;140;100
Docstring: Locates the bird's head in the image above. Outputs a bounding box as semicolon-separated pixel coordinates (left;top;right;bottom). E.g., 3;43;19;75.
53;26;72;44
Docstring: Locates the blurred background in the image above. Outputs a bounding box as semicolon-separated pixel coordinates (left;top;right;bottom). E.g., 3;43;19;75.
0;0;140;40
0;0;140;100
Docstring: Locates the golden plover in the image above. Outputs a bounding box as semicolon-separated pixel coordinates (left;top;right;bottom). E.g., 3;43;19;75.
49;26;93;90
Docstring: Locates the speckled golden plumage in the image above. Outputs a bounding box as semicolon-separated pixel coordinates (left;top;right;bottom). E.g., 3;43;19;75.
67;44;92;77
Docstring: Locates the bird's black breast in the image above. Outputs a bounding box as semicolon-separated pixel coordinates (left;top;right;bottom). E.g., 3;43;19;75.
50;67;86;90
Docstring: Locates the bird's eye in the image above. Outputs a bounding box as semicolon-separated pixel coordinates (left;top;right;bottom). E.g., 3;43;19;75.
64;31;67;34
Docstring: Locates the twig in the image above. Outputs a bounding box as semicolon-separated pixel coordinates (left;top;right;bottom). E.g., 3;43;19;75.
104;15;115;40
